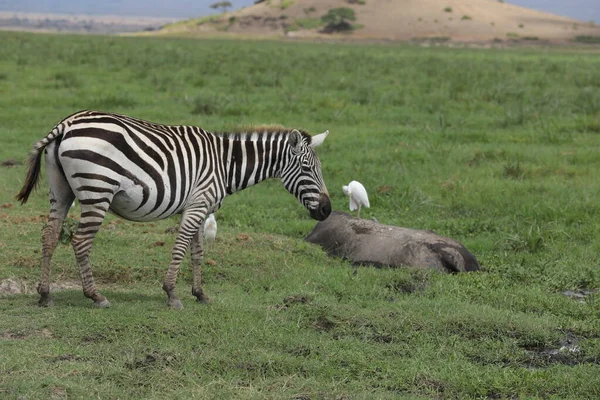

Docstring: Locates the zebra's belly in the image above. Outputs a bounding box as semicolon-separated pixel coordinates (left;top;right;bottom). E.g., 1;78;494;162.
109;188;177;222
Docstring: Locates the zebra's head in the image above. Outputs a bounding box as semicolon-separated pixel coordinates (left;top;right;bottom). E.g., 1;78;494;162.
281;129;331;221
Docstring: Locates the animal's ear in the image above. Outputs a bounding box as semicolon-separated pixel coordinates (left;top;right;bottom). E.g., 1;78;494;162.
289;129;303;151
310;130;329;148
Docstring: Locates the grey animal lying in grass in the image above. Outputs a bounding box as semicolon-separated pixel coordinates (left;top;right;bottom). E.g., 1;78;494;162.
306;211;480;273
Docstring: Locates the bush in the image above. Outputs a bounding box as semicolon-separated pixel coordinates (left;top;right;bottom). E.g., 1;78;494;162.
321;7;356;33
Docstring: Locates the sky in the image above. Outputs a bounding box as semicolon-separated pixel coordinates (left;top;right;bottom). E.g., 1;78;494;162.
0;0;597;23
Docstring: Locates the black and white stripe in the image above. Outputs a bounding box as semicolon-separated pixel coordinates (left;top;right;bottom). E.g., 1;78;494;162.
17;110;331;308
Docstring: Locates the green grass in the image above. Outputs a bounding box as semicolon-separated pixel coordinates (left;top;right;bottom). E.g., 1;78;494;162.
294;17;324;30
1;31;600;399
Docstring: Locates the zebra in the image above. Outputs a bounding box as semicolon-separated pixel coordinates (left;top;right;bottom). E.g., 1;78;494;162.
16;110;331;309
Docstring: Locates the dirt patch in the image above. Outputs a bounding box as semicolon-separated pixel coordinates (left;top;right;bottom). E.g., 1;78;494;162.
269;294;312;311
1;159;21;167
385;270;430;294
46;354;83;362
0;278;80;296
312;315;336;332
562;289;597;301
164;226;178;234
50;385;68;399
523;333;599;368
284;294;311;306
1;328;53;340
125;352;176;370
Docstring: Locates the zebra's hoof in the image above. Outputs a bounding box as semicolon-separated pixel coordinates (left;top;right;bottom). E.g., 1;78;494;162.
93;299;111;308
192;288;209;304
38;296;54;307
167;299;183;309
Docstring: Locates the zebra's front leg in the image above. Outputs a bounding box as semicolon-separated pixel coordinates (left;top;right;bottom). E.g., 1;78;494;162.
163;208;205;309
191;228;209;303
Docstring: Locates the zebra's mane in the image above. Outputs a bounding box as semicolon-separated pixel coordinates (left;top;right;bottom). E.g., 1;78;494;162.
214;125;312;144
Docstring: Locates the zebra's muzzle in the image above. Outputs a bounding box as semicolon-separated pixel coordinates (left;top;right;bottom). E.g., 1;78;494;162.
310;193;331;221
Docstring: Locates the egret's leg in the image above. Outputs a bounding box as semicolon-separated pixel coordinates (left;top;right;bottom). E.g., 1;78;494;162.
357;205;361;219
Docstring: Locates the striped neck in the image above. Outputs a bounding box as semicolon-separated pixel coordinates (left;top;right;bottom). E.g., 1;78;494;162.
217;131;290;195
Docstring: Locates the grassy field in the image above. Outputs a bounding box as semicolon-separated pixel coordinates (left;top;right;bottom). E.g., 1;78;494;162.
1;31;600;399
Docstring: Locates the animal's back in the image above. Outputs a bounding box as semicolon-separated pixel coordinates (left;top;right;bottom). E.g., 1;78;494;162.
57;111;216;222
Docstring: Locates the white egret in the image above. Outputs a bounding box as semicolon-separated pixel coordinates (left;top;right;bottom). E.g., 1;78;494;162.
204;214;217;245
342;180;370;218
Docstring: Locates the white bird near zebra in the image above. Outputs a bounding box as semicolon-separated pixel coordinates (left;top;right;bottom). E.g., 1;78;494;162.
342;180;370;219
204;214;217;245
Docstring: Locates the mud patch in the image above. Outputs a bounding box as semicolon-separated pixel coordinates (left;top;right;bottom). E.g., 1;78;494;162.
523;333;598;368
125;352;177;370
562;289;597;301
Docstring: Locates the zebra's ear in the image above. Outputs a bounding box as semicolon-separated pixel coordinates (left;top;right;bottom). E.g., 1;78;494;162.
310;130;329;148
289;129;303;150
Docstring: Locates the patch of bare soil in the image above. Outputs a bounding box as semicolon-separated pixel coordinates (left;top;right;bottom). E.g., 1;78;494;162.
0;278;80;296
562;289;598;301
1;159;21;167
523;333;599;368
1;327;53;340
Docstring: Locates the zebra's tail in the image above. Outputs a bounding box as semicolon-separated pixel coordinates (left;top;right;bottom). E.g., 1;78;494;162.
15;123;66;205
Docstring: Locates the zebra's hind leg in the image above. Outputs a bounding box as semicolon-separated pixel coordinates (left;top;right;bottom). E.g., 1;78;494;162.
71;201;112;308
163;208;205;309
38;144;76;307
191;228;209;304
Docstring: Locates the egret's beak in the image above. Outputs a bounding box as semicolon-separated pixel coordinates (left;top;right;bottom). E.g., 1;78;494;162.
310;193;331;221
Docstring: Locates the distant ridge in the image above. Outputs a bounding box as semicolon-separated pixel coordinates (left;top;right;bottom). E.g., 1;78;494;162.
157;0;600;43
0;11;174;34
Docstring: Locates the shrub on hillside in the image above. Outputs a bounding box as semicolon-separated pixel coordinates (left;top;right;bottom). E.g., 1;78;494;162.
321;7;356;33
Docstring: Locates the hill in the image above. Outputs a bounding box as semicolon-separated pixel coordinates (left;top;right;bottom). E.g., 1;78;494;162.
158;0;600;43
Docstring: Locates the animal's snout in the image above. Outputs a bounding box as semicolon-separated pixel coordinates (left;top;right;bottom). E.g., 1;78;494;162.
310;193;331;221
